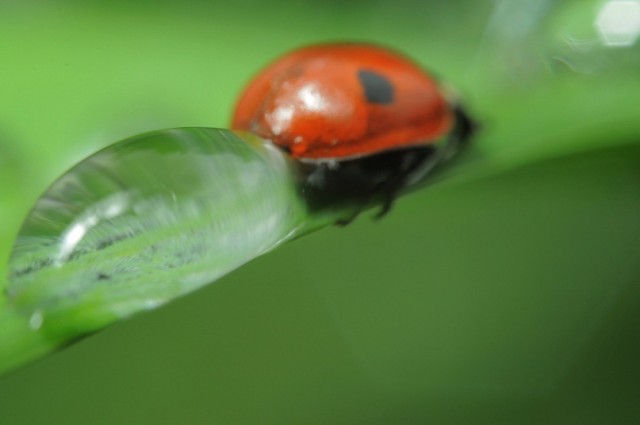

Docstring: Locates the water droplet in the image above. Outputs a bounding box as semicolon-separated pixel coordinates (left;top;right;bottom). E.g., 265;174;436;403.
6;128;309;336
29;311;43;331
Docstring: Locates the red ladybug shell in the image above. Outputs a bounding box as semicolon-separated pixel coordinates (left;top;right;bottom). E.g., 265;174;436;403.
232;43;454;160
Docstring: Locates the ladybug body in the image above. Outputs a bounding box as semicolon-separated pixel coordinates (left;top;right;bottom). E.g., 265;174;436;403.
232;43;474;219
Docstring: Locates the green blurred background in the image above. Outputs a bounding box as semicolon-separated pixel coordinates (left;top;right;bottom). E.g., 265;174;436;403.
1;0;639;423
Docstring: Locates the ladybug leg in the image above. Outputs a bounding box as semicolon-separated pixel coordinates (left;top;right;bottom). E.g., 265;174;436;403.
373;173;406;219
373;196;395;220
373;148;433;219
372;176;404;220
336;210;363;227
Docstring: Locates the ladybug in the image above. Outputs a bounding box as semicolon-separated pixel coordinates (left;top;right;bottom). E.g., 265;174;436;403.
232;43;474;221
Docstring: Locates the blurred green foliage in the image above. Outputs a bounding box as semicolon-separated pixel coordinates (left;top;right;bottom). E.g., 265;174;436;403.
1;0;639;424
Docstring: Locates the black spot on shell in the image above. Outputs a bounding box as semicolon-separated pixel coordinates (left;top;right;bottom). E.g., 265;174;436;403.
357;69;394;104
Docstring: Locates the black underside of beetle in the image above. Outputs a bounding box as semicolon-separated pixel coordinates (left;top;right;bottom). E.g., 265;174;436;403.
298;146;435;223
296;105;476;223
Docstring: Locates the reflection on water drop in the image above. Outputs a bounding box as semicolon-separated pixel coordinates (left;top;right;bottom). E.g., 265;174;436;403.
29;311;43;331
54;192;132;266
6;128;309;337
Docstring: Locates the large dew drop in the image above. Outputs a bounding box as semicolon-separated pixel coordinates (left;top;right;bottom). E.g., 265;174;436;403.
5;128;309;337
